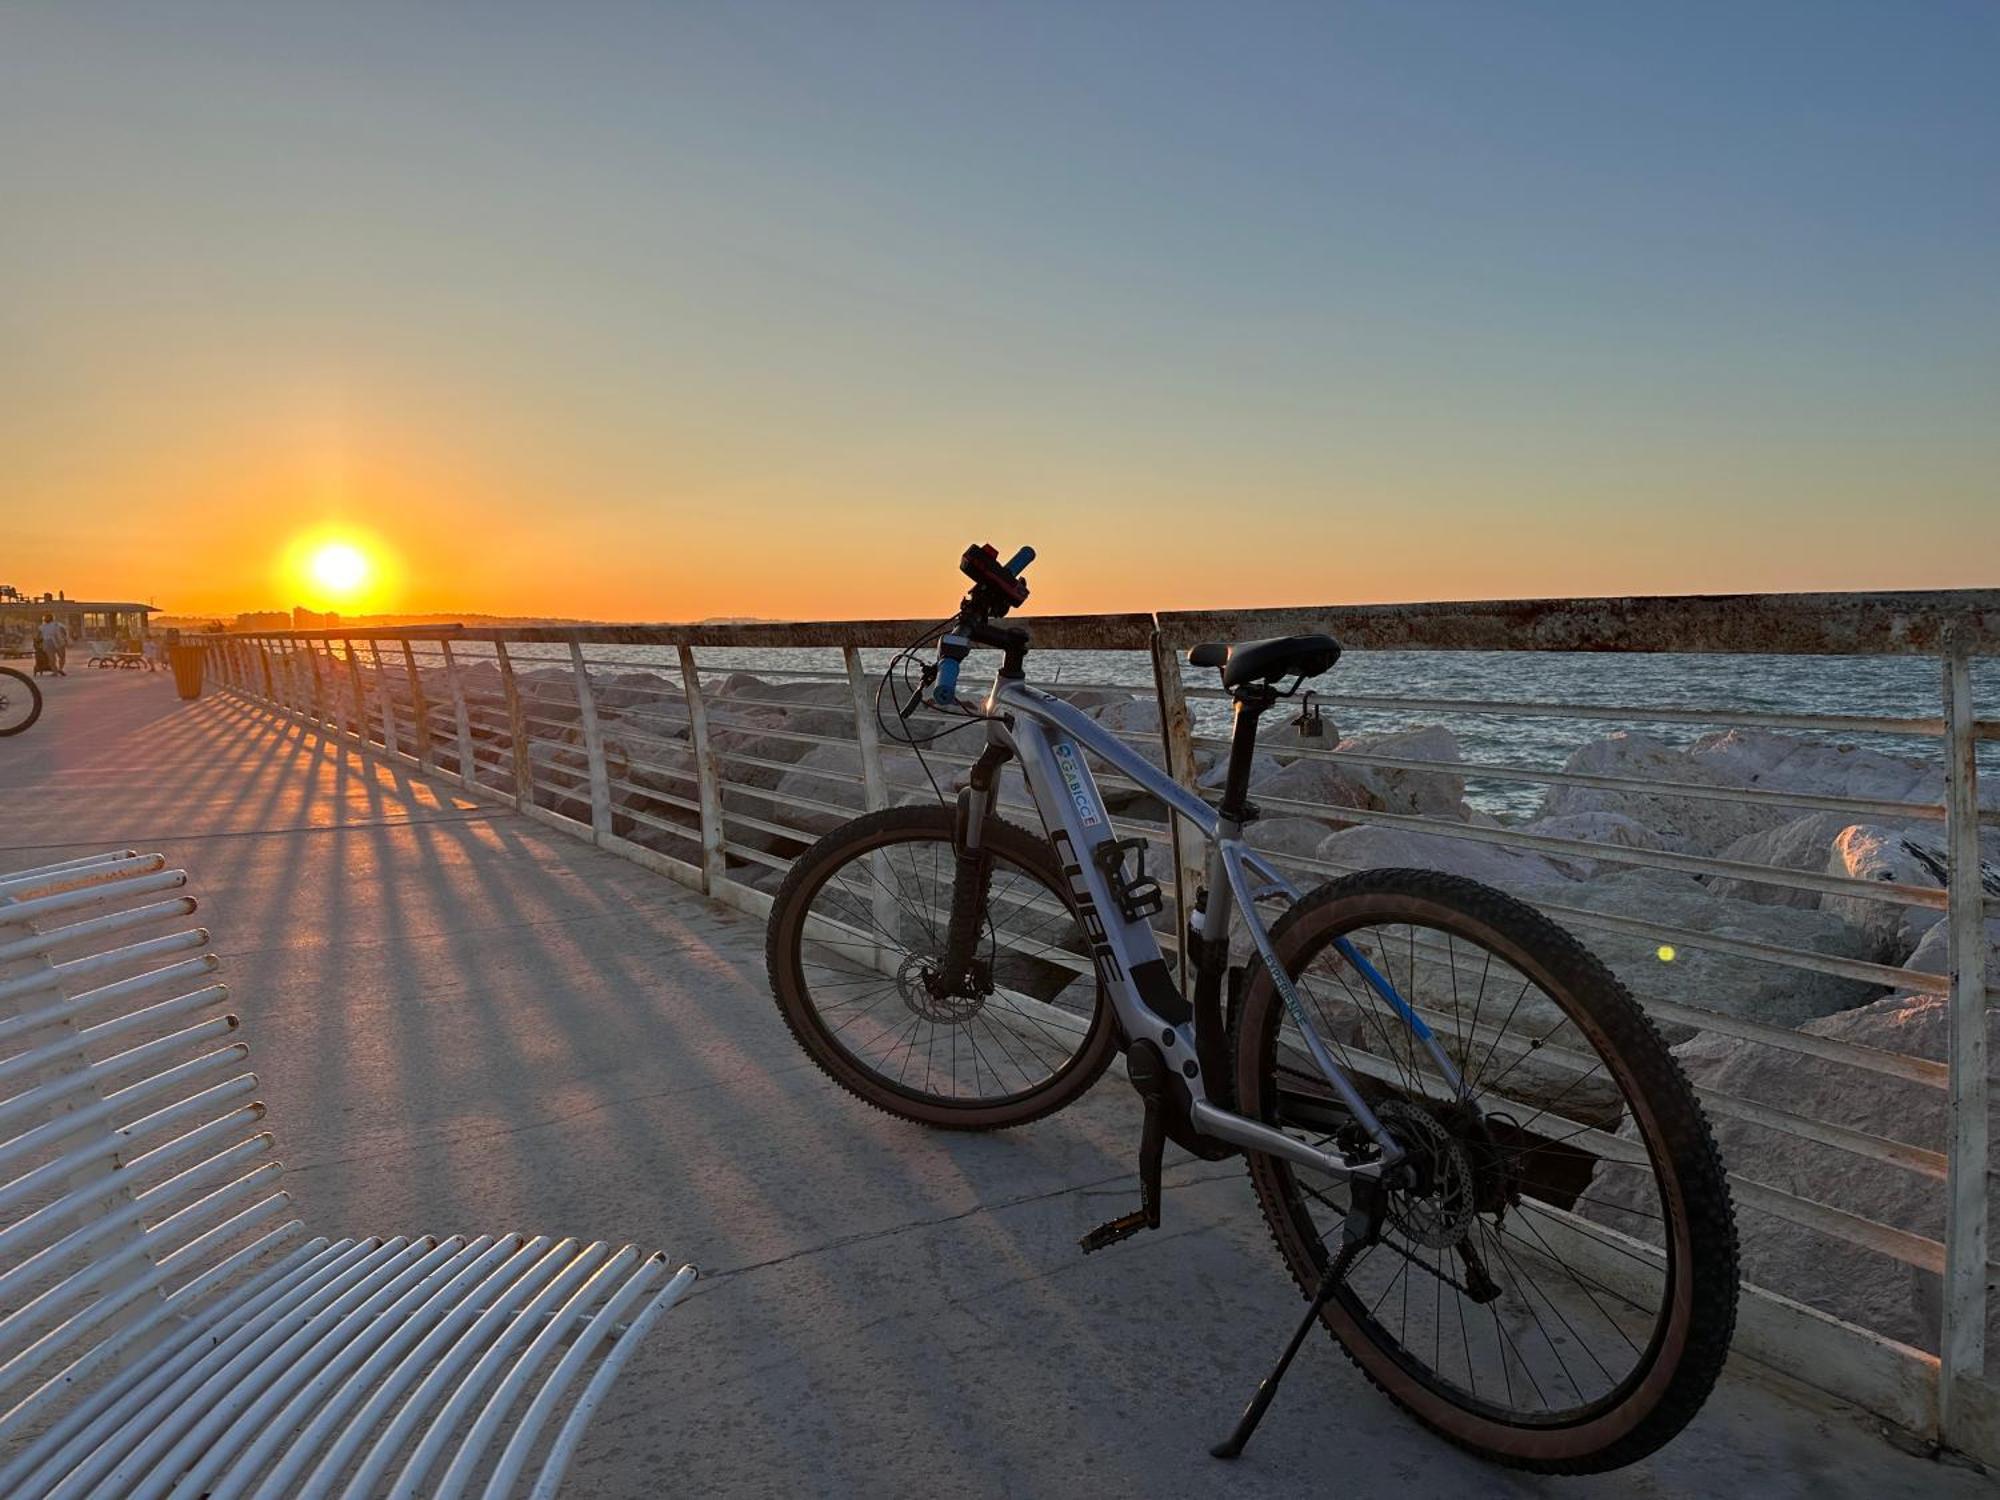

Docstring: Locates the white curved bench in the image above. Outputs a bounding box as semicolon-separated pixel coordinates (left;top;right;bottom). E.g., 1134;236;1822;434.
0;850;695;1499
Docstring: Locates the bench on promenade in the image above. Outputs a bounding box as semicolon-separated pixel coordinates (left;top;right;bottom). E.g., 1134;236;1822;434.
0;851;696;1499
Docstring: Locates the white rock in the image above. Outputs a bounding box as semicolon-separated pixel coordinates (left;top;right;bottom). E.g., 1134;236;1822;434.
1197;750;1285;793
1523;869;1885;1028
1706;812;1858;908
1901;914;2000;979
1514;811;1662;878
1537;732;1780;855
1253;755;1380;827
1822;825;1958;962
1244;816;1340;863
593;671;682;713
1687;728;1939;806
1317;823;1571;893
769;742;934;837
1337;725;1469;820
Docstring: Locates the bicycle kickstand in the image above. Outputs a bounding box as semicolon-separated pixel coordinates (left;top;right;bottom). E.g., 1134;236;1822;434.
1211;1202;1374;1460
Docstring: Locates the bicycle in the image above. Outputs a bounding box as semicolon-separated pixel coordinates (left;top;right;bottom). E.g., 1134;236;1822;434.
0;665;44;737
764;543;1738;1472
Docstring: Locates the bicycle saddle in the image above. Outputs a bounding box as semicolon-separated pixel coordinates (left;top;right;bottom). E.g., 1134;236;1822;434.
1187;633;1341;690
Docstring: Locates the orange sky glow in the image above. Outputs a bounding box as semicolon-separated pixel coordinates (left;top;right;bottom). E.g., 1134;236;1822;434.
5;8;1994;626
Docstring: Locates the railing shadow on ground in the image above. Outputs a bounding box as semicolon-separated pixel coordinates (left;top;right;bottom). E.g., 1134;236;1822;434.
192;590;2000;1464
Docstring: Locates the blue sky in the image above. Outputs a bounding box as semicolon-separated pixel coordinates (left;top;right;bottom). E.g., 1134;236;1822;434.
3;1;1995;615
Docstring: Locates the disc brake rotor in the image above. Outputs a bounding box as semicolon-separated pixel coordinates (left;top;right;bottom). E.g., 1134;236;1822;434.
897;952;989;1023
1377;1098;1478;1250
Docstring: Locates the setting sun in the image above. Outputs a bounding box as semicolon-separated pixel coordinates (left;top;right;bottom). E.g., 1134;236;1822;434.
309;542;369;597
279;529;396;612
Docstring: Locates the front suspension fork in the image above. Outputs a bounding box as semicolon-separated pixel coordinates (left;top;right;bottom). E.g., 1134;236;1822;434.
934;744;1009;992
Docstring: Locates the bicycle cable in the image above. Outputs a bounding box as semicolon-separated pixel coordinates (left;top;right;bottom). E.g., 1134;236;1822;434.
873;616;998;810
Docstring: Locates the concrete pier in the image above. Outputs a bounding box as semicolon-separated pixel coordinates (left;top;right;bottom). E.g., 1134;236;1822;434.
0;671;1987;1498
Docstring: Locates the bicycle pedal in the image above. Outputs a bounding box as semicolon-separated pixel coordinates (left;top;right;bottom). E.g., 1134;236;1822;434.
1079;1209;1154;1254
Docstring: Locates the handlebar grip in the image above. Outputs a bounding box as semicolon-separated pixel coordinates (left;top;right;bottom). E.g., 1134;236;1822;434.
932;655;962;706
1002;546;1035;578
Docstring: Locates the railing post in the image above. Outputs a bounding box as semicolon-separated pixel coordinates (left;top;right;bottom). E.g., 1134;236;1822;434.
341;639;367;744
843;646;888;813
676;644;728;894
845;645;900;963
306;639;329;727
257;639;274;700
494;641;534;810
401;639;434;771
570;641;613;841
1150;626;1206;999
441;640;476;790
368;641;401;760
1939;628;1990;1446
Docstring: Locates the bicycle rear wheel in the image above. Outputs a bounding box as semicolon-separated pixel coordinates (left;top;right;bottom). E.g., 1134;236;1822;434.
0;668;43;737
766;804;1117;1130
1232;868;1737;1473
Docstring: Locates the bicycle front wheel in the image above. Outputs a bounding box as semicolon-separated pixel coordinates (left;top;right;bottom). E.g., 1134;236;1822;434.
0;668;44;737
1232;867;1737;1473
765;804;1117;1130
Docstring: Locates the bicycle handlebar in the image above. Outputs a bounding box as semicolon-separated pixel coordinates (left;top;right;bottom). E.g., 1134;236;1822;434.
929;543;1034;707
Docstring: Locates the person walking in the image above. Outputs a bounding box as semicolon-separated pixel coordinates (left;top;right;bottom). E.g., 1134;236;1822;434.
37;613;69;676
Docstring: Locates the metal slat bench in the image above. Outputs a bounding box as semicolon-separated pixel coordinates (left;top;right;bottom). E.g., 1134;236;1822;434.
0;850;695;1499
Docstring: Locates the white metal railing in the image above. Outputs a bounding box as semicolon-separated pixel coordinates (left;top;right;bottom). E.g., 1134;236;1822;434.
194;588;2000;1460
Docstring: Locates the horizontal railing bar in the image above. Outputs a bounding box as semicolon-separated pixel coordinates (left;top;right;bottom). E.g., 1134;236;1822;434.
240;612;1161;650
606;781;703;818
618;804;703;841
1247;795;1951;911
1635;993;1946;1088
1157;590;2000;657
1184;687;1950;738
719;838;791;871
1247;839;1948;994
221;588;2000;657
1356;919;1949;1093
1190;734;1960;827
588;716;692;740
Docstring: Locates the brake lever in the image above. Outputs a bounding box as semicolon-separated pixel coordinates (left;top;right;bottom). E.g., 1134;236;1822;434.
901;664;934;721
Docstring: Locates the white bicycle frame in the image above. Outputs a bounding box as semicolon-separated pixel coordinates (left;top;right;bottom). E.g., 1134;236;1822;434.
974;672;1472;1183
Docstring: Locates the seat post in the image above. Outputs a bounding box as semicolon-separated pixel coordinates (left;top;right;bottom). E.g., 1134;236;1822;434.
1217;685;1276;822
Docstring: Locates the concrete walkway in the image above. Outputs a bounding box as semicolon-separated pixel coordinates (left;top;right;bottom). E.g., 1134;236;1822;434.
0;670;1987;1499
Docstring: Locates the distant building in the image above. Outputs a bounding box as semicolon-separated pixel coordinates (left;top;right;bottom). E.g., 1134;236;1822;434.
0;586;155;654
233;611;292;632
293;606;340;630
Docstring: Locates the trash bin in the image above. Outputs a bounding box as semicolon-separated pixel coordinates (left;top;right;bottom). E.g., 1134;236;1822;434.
168;644;206;701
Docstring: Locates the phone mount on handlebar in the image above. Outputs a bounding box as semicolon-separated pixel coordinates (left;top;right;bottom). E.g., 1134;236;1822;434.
928;544;1036;710
959;543;1034;617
